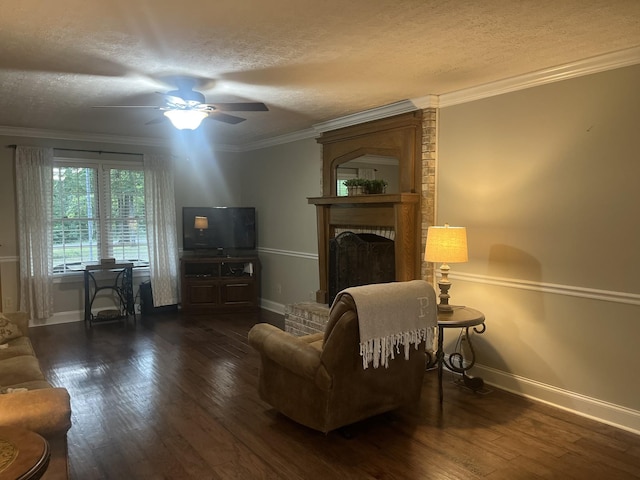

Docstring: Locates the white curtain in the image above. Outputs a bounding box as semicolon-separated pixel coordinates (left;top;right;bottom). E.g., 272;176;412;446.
15;146;54;320
143;153;179;307
358;168;376;180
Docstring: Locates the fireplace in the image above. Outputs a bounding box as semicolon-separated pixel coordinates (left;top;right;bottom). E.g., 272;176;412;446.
328;232;395;303
307;110;436;305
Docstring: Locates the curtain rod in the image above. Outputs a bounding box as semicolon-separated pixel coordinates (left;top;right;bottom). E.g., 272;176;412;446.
5;144;143;157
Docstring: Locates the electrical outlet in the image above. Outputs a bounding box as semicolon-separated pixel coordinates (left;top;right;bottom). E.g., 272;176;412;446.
275;284;282;295
3;297;13;310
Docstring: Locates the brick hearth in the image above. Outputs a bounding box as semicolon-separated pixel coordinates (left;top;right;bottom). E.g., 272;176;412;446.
284;302;330;336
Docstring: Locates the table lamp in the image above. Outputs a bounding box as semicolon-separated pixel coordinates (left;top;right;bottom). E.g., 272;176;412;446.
425;224;468;312
194;216;208;245
194;216;208;232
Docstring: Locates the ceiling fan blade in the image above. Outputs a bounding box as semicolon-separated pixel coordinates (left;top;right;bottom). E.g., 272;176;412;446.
93;105;161;109
158;92;188;108
209;112;246;124
205;102;268;112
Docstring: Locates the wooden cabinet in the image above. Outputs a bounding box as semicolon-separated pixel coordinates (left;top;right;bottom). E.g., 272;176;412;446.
180;256;260;313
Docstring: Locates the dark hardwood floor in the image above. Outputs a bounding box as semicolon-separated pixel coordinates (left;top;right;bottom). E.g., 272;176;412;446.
30;310;640;479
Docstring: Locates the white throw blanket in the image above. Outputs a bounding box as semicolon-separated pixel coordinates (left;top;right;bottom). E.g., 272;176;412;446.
334;280;437;369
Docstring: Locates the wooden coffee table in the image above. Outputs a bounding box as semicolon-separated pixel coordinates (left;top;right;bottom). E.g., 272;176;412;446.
0;426;50;480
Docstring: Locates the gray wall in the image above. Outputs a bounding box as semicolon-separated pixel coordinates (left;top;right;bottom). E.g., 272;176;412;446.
437;64;640;426
238;137;322;309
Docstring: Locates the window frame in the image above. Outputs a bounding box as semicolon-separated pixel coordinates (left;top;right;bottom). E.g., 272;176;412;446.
52;156;148;276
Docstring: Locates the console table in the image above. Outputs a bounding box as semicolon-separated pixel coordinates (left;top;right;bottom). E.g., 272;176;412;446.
428;306;486;404
84;263;136;328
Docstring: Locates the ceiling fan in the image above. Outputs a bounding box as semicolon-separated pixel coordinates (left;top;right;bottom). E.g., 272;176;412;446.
94;87;268;130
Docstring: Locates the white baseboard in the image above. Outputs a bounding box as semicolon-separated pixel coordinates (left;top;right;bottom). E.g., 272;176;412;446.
30;310;82;327
30;305;142;327
259;298;285;315
472;363;640;436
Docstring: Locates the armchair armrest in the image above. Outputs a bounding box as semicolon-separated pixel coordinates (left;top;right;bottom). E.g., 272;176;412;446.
248;323;328;386
0;387;71;438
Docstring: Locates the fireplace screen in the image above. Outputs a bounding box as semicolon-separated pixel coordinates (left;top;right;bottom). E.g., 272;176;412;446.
328;231;395;304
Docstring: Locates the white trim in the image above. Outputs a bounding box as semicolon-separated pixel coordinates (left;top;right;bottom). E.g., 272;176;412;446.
312;100;418;133
472;364;640;436
257;246;318;261
260;298;285;315
0;125;167;147
0;125;240;152
30;305;142;327
235;128;318;152
437;45;640;108
450;271;640;306
30;310;83;326
0;256;18;263
411;94;440;110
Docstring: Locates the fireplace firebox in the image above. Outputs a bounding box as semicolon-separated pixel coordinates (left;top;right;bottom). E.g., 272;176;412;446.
328;232;395;304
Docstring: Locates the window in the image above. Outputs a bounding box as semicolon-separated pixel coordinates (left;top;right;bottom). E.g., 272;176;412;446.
52;160;148;273
336;170;358;197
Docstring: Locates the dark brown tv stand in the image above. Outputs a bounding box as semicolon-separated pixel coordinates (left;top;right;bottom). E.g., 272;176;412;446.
180;256;260;313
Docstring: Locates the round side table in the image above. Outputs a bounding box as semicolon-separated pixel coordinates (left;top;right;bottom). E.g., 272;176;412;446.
430;306;486;405
0;426;50;480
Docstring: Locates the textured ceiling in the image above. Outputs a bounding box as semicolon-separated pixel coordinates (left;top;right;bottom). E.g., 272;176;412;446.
1;0;640;147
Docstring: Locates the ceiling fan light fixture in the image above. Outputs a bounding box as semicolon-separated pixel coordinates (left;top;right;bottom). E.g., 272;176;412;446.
163;109;208;130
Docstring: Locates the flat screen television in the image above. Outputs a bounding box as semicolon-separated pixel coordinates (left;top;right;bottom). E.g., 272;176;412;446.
183;207;256;253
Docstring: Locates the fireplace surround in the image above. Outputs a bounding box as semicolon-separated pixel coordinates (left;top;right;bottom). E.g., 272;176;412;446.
308;110;426;304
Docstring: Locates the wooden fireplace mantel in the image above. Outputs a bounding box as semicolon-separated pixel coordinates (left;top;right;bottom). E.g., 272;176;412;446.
310;111;424;305
308;193;421;304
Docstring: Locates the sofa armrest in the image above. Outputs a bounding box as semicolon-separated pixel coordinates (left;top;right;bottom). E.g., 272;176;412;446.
0;387;71;438
248;323;324;382
3;312;30;337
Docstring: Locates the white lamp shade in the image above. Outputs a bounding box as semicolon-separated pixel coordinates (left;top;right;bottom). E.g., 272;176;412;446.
163;110;208;130
425;224;468;263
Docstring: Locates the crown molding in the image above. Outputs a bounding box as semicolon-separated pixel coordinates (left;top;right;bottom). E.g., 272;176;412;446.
0;125;248;153
234;128;318;152
410;94;439;110
438;45;640;108
0;125;169;148
236;100;424;152
312;100;418;134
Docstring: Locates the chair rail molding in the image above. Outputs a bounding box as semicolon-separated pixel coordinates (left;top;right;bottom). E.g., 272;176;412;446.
257;247;318;261
450;271;640;306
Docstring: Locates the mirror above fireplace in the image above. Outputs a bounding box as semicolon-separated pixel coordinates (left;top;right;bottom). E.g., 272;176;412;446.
336;154;400;196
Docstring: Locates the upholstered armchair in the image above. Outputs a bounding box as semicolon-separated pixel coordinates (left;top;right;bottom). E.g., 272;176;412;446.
248;280;436;433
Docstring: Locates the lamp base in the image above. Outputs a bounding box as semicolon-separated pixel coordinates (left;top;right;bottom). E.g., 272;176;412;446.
436;279;452;312
437;303;454;312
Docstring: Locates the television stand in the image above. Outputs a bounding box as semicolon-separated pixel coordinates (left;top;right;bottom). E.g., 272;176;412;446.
180;256;260;313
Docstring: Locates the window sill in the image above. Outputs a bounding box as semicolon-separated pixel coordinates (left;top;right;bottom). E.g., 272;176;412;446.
53;266;150;284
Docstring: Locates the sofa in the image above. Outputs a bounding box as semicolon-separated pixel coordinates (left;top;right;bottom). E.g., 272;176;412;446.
249;280;437;434
0;311;71;480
